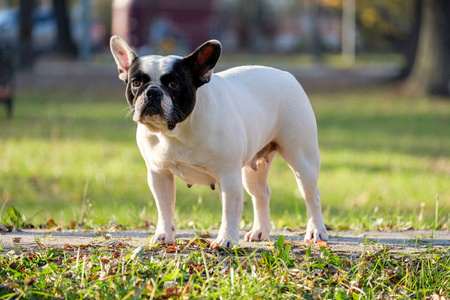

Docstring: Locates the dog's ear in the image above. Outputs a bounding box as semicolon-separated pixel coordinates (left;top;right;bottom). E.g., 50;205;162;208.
184;40;222;87
110;36;138;82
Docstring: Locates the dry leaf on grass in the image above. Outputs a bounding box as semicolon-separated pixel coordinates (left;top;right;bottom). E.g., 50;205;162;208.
315;240;328;248
63;244;73;250
0;224;13;232
161;286;182;299
165;246;177;253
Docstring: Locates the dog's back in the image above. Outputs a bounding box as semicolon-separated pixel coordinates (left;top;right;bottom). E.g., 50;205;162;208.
195;65;319;167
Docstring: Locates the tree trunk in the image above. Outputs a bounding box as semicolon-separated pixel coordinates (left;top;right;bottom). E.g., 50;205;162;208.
18;0;35;70
397;0;422;80
53;0;78;58
403;0;450;97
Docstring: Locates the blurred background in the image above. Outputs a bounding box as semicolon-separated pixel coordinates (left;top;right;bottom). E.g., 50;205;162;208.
0;0;449;94
0;0;448;231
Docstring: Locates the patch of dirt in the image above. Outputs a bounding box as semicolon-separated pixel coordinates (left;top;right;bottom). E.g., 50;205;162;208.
1;229;448;258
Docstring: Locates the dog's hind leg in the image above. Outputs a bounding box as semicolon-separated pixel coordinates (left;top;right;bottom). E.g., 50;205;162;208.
242;151;276;242
278;146;328;242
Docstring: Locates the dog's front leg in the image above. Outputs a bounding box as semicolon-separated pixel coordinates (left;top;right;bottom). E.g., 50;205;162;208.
211;170;244;248
147;170;176;245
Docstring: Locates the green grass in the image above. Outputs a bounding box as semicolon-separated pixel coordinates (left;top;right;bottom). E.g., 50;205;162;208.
1;236;449;299
0;87;449;231
1;87;450;299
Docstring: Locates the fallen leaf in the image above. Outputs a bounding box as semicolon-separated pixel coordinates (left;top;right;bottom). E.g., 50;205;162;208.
315;240;328;248
162;286;181;299
63;244;73;250
24;277;36;286
47;219;56;228
27;251;39;260
9;261;20;270
165;246;177;253
0;224;12;232
68;221;77;229
190;238;211;248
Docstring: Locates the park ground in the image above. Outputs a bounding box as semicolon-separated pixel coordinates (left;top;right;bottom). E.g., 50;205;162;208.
0;56;449;298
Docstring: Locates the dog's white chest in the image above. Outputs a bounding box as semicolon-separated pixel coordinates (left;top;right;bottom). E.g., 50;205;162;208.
136;124;217;187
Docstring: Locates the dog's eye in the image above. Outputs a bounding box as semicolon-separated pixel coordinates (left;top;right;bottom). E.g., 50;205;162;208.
168;82;180;89
132;80;142;88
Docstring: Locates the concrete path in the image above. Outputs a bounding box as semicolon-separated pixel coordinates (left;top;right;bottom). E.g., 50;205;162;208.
1;230;448;257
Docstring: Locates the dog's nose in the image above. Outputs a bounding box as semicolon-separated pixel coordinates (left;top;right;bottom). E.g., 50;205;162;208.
146;87;163;102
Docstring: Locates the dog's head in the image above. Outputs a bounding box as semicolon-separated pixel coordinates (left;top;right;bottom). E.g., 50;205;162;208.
110;36;221;130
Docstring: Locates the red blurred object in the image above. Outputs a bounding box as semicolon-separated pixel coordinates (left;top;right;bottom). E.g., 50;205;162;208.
111;0;214;50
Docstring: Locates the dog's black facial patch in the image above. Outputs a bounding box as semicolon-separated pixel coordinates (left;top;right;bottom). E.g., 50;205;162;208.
123;53;218;129
162;59;197;124
125;59;148;109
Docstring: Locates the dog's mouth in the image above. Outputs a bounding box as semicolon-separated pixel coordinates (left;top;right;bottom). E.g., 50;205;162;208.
133;101;170;127
133;96;178;130
141;104;161;118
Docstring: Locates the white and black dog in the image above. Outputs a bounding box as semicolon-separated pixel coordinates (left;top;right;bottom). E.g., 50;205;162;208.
110;36;328;248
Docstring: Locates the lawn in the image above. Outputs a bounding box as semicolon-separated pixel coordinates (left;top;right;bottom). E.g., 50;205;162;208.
1;86;450;299
0;87;449;231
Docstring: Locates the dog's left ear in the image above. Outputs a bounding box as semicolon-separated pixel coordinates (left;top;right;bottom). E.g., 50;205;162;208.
184;40;222;87
110;35;138;82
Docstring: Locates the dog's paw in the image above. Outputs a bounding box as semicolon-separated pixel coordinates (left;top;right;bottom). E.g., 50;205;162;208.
244;228;270;242
210;234;239;249
304;220;328;242
149;232;174;246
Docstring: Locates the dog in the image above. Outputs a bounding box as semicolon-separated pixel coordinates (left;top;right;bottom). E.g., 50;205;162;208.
110;36;328;248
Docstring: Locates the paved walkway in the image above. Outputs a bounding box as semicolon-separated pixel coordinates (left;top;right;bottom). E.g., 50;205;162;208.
1;230;448;257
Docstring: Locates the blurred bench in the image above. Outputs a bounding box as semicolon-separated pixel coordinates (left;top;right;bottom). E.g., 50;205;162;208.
0;48;14;118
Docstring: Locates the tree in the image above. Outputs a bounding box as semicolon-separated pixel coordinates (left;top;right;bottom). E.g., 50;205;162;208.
53;0;77;58
18;0;35;70
403;0;450;97
397;0;422;80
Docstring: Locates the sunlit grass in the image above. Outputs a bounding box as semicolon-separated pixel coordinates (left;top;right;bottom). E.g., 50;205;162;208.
1;236;449;299
0;87;449;230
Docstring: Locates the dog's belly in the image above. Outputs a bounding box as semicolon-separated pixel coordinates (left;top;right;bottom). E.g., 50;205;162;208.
168;162;216;187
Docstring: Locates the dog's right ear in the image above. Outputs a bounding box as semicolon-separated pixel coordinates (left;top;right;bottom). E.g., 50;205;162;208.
110;36;138;82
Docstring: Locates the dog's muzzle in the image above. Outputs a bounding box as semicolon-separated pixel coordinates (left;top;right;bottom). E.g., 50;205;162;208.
141;87;164;117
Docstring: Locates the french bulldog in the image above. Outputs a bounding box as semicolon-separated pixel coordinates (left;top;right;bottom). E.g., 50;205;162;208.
110;36;328;248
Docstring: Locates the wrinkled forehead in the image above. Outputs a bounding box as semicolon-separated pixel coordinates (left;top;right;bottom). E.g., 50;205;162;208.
131;55;183;81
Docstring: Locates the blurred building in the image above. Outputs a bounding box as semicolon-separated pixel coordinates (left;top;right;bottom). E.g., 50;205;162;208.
111;0;215;54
